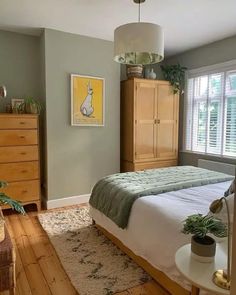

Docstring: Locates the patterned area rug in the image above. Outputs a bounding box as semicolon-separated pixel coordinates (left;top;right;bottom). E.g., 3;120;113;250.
38;207;150;295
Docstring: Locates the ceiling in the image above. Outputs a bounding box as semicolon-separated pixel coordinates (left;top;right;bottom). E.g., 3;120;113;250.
0;0;236;56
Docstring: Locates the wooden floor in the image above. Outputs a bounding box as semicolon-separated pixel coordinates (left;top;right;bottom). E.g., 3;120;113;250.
1;206;169;295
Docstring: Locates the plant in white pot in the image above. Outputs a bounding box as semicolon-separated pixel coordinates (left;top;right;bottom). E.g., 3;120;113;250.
0;181;25;242
182;214;227;262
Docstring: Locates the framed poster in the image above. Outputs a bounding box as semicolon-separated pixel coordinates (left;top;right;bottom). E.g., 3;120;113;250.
71;74;105;126
11;98;24;113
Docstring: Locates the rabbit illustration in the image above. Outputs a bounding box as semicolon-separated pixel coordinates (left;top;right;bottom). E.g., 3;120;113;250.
80;81;94;117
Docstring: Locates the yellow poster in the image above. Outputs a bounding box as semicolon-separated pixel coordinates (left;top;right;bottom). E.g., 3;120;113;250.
71;74;105;126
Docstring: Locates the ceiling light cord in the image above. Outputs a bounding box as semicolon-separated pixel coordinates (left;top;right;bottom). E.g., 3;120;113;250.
138;0;141;22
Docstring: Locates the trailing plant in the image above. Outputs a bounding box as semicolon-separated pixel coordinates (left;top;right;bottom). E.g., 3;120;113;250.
182;214;227;239
0;181;25;214
161;64;187;94
19;97;43;114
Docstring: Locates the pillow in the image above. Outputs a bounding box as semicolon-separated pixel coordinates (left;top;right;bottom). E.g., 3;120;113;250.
224;178;235;197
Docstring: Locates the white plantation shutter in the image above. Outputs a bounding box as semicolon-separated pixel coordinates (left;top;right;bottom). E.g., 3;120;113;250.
184;62;236;158
183;78;193;150
224;71;236;156
192;75;208;153
207;73;224;155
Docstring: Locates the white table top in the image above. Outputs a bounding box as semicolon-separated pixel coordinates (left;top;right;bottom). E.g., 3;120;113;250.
175;243;230;295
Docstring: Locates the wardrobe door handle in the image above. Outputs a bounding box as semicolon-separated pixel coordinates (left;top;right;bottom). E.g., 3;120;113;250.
157;119;160;124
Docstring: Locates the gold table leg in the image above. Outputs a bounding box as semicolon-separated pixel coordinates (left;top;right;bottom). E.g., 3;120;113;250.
191;285;200;295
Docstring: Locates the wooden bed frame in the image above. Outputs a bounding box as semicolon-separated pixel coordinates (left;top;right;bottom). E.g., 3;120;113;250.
95;223;191;295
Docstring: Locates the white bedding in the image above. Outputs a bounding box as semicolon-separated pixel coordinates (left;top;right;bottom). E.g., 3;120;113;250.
90;180;231;293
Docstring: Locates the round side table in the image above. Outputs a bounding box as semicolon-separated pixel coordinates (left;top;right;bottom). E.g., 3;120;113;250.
175;243;230;295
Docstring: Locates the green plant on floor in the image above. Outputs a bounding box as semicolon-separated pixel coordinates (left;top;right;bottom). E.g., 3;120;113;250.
19;97;43;114
182;213;227;240
0;181;25;214
161;64;187;94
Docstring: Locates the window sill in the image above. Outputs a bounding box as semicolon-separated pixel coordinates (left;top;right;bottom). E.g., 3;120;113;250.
180;150;236;160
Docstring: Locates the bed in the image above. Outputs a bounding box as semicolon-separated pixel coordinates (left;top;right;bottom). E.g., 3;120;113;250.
89;166;234;295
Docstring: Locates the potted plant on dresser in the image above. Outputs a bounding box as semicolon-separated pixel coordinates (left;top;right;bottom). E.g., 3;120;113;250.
19;97;43;114
182;213;227;262
0;181;25;242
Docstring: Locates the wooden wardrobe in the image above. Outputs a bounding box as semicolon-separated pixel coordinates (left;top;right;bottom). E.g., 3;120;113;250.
121;78;179;172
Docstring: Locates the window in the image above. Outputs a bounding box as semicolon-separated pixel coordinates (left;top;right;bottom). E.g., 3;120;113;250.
184;62;236;158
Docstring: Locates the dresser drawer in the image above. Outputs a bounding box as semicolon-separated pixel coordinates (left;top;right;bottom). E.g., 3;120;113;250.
0;161;39;182
0;116;37;129
0;180;40;202
0;130;38;146
0;146;39;163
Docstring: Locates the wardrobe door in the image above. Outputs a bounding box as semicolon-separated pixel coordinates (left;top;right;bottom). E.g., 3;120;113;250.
135;82;157;160
156;84;179;160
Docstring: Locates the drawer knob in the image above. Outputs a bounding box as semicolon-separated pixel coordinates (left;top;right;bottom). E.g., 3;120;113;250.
21;170;27;173
19;122;26;125
20;152;26;155
22;190;28;193
20;136;25;139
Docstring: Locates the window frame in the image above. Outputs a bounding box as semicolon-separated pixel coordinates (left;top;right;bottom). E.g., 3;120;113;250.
183;59;236;159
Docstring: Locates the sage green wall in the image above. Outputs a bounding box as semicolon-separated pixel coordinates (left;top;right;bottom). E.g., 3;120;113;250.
164;35;236;166
39;32;47;193
0;30;41;112
43;29;120;200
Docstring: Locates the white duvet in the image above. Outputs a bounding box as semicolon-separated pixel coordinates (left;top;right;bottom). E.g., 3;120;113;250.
90;180;232;293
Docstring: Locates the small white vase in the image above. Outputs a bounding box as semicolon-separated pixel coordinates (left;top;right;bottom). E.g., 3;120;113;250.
149;68;156;80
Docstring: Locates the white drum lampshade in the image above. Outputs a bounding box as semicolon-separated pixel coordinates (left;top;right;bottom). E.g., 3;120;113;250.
114;22;164;65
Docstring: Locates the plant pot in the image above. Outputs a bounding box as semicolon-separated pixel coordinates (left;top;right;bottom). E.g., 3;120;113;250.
191;235;216;263
126;65;143;79
25;103;39;114
0;217;5;243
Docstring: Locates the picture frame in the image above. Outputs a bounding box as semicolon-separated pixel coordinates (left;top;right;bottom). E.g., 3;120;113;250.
0;85;7;99
11;98;24;113
71;74;105;126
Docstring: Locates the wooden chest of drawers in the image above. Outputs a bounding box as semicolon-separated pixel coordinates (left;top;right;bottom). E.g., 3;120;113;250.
0;114;41;211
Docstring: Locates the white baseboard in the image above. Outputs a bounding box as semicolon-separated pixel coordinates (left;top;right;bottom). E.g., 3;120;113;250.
46;194;90;209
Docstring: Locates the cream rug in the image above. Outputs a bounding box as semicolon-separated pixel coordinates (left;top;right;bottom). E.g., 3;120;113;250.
38;206;150;295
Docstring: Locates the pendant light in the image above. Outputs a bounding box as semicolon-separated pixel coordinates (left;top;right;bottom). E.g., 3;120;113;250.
114;0;164;65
